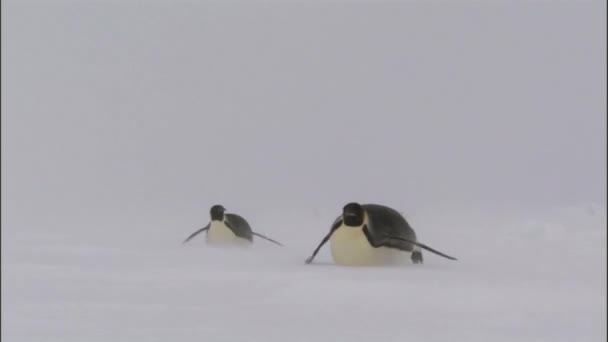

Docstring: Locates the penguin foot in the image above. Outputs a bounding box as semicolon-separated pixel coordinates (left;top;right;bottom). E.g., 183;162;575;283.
411;251;423;264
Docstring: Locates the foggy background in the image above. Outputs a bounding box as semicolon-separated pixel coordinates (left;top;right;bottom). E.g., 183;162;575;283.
2;0;606;240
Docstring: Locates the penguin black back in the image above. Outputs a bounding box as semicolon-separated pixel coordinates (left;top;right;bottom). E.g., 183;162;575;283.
363;204;418;251
224;213;253;242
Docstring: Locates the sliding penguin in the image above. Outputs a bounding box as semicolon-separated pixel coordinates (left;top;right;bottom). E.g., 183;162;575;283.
182;205;283;247
305;202;457;266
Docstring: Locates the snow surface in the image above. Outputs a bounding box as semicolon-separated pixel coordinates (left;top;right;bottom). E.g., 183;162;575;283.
2;204;606;342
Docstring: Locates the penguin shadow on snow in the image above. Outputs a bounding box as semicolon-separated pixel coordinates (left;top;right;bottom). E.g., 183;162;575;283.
305;202;458;267
182;205;283;248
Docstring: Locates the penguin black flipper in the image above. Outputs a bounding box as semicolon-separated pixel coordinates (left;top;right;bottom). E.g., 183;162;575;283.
224;213;254;242
182;224;210;244
382;234;458;261
251;232;283;246
305;218;342;264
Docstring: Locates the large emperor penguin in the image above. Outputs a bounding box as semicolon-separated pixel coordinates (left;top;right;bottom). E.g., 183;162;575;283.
305;202;457;266
182;205;283;247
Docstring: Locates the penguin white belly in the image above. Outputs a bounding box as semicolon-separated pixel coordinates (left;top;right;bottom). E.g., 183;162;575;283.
330;225;410;266
206;221;250;247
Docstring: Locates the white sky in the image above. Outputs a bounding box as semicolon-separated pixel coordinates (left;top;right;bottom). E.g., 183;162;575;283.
2;0;606;234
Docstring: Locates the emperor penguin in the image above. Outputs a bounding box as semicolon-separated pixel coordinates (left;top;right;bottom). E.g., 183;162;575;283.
182;205;283;247
305;202;457;266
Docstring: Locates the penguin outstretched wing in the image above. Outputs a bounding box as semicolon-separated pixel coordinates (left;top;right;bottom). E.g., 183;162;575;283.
305;218;342;264
373;225;418;252
251;232;283;246
182;224;210;244
382;234;458;261
224;213;283;246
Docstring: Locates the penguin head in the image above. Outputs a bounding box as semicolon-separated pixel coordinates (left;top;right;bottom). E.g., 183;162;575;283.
342;202;365;227
209;204;226;221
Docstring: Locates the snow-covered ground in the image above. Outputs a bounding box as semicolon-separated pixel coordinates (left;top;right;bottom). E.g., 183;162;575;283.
2;204;605;342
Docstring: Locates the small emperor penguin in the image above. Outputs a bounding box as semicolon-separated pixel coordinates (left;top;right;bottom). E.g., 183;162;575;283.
305;202;457;266
182;205;283;247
